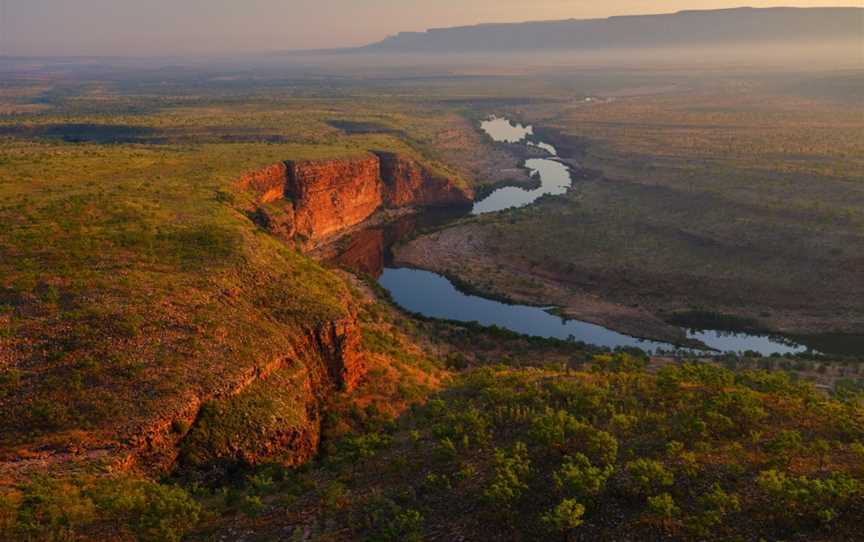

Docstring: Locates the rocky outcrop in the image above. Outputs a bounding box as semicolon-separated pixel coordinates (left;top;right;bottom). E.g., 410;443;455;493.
306;312;367;392
239;153;472;245
177;362;321;471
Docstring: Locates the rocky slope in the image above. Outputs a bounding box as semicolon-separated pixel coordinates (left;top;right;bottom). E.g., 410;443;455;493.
0;293;368;480
239;152;473;245
174;308;367;472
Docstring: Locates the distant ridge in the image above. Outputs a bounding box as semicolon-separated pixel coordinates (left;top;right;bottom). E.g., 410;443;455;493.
360;7;864;53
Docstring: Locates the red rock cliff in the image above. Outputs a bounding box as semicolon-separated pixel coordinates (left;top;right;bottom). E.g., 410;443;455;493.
239;153;472;244
134;310;367;473
286;156;382;241
238;162;289;203
376;152;474;208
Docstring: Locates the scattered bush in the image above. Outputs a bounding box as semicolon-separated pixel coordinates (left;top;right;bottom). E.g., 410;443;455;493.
541;498;585;535
758;469;860;525
484;442;531;509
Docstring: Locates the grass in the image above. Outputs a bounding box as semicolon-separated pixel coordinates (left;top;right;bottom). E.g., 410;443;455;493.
0;130;371;453
180;362;316;471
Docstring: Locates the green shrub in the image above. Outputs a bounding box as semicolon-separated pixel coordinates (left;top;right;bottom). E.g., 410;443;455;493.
647;493;680;520
686;484;740;536
531;410;617;465
624;459;674;497
13;476;97;541
541;498;585;534
360;497;424;542
131;483;201;542
765;430;803;465
90;477;201;542
8;475;200;542
553;453;613;502
483;442;531;509
758;469;860;525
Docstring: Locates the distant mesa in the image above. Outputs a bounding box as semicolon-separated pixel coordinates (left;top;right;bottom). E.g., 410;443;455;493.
359;7;863;53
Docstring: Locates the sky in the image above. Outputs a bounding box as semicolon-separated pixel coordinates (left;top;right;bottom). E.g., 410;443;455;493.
0;0;856;56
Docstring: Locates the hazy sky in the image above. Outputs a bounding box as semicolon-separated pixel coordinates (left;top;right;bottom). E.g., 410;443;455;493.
0;0;856;56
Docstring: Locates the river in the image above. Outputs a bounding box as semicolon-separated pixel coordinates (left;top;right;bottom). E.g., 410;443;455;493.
333;115;854;356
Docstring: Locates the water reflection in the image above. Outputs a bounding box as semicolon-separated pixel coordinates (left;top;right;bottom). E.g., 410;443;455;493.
326;115;856;356
479;117;534;143
687;329;806;356
472;117;572;215
380;267;681;352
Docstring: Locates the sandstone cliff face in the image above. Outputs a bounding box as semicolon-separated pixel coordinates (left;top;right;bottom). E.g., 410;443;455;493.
306;312;367;393
376;152;473;208
287;156;383;241
239;153;472;244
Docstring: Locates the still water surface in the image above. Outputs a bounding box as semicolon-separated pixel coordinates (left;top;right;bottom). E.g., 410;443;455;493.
361;116;822;355
472;117;571;215
380;267;678;352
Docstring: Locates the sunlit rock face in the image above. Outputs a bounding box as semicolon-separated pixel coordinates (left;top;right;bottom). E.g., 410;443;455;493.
239;153;472;244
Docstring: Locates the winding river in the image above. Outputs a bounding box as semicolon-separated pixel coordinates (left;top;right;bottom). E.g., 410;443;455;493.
334;116;852;356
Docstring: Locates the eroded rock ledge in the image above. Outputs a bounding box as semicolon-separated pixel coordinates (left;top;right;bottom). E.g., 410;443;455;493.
238;152;473;246
136;309;368;474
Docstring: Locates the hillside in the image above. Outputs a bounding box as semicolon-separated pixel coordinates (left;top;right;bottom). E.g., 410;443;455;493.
362;7;863;53
1;62;862;542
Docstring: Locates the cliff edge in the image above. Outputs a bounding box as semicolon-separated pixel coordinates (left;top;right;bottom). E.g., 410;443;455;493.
239;152;473;245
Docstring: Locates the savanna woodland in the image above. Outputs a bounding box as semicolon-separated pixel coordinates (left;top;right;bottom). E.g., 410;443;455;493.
1;6;863;542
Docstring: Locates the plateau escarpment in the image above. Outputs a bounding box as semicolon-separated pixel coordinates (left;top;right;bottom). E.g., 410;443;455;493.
240;152;473;245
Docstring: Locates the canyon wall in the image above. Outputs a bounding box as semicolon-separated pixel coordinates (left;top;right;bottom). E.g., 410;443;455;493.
287;156;383;241
376;151;473;208
241;152;472;244
160;150;472;473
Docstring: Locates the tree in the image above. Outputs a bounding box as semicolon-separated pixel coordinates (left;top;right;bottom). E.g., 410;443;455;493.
647;493;680;522
483;442;531;510
758;469;860;525
542;499;585;539
625;459;674;498
553;453;613;502
531;410;618;465
687;484;740;537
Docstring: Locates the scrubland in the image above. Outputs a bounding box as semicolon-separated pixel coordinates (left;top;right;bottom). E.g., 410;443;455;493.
0;66;861;541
